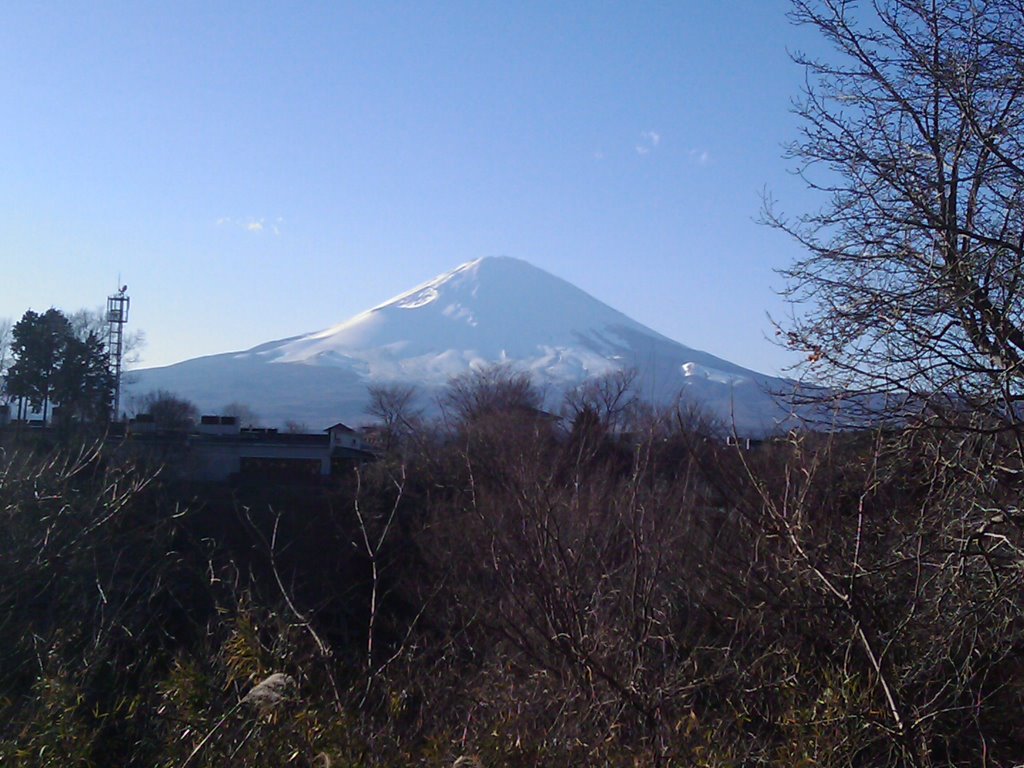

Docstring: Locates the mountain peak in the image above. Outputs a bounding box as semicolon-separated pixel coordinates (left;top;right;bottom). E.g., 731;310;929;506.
132;256;795;434
271;256;658;381
373;255;580;311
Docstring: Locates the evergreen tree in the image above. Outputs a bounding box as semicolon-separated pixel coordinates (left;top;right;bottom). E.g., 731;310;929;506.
6;309;70;423
4;309;113;425
52;331;114;425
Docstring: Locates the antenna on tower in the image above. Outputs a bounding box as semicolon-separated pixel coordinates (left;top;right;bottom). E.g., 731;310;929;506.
107;284;130;421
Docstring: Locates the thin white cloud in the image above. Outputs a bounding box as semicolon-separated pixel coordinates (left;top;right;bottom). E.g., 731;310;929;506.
636;130;661;155
217;216;281;235
688;148;712;166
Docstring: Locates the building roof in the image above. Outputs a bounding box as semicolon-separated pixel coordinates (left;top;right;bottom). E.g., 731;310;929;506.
325;422;356;433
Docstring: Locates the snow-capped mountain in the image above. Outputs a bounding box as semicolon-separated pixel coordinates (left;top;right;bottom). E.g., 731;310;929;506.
129;257;799;434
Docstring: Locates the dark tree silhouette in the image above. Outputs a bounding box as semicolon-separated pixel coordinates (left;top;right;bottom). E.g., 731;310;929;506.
5;309;114;425
52;331;114;425
135;389;199;430
7;309;73;423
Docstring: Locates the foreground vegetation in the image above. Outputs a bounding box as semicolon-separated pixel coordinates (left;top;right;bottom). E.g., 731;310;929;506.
4;0;1024;761
1;370;1022;767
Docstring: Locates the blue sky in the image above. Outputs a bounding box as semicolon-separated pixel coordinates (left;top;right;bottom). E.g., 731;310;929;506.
1;1;822;375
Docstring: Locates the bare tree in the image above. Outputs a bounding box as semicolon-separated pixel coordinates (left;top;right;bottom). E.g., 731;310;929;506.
440;364;543;425
422;395;761;762
67;307;146;368
133;389;199;430
756;5;1024;764
221;402;259;428
365;382;422;452
563;368;639;432
768;0;1024;431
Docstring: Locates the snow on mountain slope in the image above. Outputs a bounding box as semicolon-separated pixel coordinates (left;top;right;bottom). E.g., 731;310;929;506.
129;257;799;434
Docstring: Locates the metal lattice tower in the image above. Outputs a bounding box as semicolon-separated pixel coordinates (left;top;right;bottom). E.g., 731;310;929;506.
106;286;130;421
